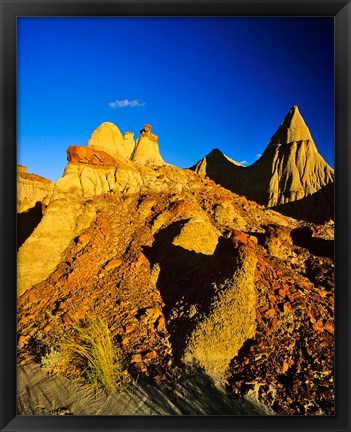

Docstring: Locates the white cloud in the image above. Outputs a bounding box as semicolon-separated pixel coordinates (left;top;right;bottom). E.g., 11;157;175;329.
109;99;146;108
239;160;248;166
255;153;262;160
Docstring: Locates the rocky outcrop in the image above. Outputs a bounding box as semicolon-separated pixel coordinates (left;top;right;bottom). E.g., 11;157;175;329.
57;124;166;200
132;130;164;166
17;166;55;213
55;156;143;199
123;131;136;157
87;122;133;160
183;231;257;378
17;198;97;298
243;105;334;207
172;217;221;255
17;155;143;296
17;115;334;416
191;106;334;220
17;136;209;297
18;134;134;296
261;224;293;259
87;122;164;167
227;236;334;415
66;145;117;166
190;148;245;192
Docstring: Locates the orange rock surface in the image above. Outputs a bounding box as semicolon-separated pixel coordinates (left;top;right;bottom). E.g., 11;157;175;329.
67;145;117;166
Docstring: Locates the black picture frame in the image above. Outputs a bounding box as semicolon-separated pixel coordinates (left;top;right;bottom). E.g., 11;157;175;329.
1;0;350;431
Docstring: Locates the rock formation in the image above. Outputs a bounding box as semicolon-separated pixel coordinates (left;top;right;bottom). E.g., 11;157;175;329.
87;121;133;160
66;145;117;166
17;166;56;250
123;131;136;157
132;125;164;166
243;105;334;207
17;165;54;213
86;121;164;166
17;122;177;297
190;148;245;193
17;115;334;416
191;106;334;223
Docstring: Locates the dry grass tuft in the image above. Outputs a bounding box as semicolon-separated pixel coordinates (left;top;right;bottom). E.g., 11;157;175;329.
62;317;125;391
41;316;126;392
183;253;257;380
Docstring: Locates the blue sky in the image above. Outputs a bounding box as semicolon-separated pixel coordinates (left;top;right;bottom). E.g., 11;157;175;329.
18;17;334;182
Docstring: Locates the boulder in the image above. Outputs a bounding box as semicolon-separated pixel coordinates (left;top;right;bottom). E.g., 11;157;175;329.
172;217;221;255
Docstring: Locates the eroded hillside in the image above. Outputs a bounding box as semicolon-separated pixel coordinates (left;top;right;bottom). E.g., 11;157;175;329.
17;120;334;415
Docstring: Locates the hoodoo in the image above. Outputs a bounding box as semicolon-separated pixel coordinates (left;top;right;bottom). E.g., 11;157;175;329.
131;124;164;166
87;122;133;160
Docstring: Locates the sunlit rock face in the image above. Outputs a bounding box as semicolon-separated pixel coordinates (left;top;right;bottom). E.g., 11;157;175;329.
245;105;334;207
132;127;164;166
191;106;334;222
87;122;133;160
123;131;136;159
67;145;117;166
17;166;55;213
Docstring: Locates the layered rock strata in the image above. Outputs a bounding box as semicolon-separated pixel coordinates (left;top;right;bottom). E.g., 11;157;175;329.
17;165;55;213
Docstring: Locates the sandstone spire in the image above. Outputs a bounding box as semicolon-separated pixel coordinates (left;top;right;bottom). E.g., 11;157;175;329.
252;105;334;207
190;105;334;220
131;124;164;166
268;105;313;146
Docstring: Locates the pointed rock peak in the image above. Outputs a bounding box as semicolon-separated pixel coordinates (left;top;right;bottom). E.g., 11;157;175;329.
207;148;224;157
270;105;313;145
285;105;306;127
206;148;244;167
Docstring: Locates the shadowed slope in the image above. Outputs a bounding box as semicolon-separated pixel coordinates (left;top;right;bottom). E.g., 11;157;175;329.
190;148;245;193
272;182;334;224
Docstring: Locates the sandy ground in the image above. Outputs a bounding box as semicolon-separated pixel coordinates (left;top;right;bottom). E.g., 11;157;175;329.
17;363;275;416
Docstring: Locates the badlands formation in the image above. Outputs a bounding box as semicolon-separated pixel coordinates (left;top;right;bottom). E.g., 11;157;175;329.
17;110;334;415
191;105;334;223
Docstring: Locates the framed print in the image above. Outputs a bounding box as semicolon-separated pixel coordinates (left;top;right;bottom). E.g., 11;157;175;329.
1;1;350;431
